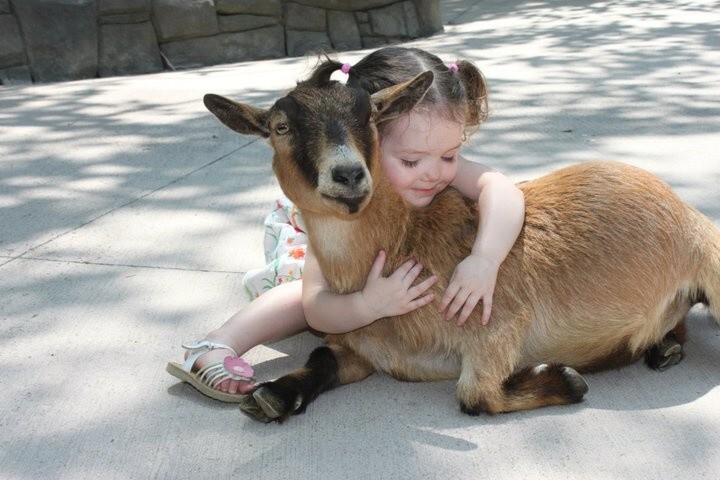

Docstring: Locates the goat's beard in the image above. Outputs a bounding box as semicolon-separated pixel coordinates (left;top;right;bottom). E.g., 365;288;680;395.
320;192;371;215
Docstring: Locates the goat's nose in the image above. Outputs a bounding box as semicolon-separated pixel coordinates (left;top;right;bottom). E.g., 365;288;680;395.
331;165;366;187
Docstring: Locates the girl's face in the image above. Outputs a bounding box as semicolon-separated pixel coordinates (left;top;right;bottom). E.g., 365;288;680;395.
379;110;463;208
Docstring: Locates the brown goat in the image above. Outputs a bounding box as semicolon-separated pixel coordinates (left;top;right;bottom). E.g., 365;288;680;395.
204;71;720;423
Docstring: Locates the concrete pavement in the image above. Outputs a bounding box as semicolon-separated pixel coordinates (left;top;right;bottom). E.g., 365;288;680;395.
1;1;719;478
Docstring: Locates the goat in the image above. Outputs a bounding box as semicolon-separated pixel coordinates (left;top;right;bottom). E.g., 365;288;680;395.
203;71;720;423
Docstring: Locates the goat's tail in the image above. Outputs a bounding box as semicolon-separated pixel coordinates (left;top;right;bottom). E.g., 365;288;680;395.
695;213;720;323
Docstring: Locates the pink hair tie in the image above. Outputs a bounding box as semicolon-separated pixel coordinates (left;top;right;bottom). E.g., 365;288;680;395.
448;63;459;73
341;63;352;74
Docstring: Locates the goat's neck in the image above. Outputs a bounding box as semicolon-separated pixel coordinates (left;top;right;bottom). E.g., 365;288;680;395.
303;176;410;294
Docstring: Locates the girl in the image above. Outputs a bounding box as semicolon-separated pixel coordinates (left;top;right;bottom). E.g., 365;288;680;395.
166;47;525;402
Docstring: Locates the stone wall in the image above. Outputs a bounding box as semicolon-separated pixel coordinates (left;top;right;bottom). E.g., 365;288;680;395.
0;0;441;85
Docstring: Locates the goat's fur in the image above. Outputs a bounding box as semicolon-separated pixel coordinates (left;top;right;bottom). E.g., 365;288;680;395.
204;72;720;422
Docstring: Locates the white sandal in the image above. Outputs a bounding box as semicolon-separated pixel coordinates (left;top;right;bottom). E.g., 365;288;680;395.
166;340;256;403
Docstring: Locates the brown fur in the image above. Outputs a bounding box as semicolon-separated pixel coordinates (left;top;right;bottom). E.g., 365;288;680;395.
204;73;720;418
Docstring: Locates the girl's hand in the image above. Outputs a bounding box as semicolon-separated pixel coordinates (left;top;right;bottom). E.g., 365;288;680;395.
438;254;498;326
360;250;437;320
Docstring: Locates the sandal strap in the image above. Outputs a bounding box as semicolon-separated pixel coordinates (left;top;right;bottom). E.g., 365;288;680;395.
197;362;253;387
180;339;238;373
198;363;230;388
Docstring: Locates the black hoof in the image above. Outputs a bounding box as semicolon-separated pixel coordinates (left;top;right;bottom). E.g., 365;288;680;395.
561;366;589;401
238;383;305;423
253;386;303;419
238;394;275;423
645;336;684;371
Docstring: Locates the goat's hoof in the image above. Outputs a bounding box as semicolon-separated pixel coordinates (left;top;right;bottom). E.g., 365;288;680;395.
251;386;304;420
238;394;274;423
251;386;285;419
459;402;487;416
561;366;589;401
645;337;684;371
655;352;683;371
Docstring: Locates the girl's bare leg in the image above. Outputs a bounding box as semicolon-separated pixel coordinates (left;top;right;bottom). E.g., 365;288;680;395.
188;280;307;394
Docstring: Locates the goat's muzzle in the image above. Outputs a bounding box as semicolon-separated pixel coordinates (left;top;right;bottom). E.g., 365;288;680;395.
317;155;372;215
321;192;370;214
331;165;366;189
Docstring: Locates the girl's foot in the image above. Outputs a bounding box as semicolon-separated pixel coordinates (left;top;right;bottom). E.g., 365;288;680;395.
176;331;257;395
182;335;256;395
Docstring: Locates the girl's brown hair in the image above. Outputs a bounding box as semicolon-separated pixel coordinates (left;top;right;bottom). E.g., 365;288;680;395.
308;47;489;136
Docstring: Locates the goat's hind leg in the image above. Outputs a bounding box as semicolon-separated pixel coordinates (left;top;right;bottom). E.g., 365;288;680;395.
644;321;686;371
458;363;589;415
240;344;374;423
643;294;692;372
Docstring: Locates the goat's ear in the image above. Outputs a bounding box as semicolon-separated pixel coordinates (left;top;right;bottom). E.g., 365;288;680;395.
370;71;434;124
203;94;270;138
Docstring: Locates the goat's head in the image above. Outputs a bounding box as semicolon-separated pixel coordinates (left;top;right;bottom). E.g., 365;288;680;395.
204;71;434;217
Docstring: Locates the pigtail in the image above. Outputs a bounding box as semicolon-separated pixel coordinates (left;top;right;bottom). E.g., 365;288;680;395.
307;57;343;86
454;60;489;127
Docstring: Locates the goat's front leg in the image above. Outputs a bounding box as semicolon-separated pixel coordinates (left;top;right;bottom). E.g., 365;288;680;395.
455;312;588;415
457;361;589;415
239;344;374;423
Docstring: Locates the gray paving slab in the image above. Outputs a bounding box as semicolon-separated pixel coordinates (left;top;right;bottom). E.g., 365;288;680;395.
24;143;279;273
1;1;720;479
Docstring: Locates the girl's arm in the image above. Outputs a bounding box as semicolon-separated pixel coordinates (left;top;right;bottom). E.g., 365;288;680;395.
302;246;437;334
439;155;525;326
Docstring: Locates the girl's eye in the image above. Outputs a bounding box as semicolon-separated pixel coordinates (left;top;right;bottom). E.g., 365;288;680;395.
442;154;457;163
401;159;418;168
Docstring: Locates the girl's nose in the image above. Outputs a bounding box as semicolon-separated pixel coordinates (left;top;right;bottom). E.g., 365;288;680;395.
422;161;441;181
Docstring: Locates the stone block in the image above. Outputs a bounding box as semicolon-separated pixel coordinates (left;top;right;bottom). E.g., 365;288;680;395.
411;0;442;35
290;0;395;10
161;26;285;69
0;15;25;68
218;14;279;33
357;19;373;37
100;12;152;24
0;65;32;85
361;35;390;49
327;11;361;51
286;30;332;57
369;3;407;37
285;3;325;31
402;1;421;37
99;0;151;15
216;0;281;16
11;0;98;82
152;0;219;42
99;22;163;77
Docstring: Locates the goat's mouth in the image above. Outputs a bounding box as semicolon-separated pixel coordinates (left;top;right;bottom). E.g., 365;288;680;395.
321;193;370;214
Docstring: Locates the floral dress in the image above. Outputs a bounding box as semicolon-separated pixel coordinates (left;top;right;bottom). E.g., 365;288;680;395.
242;195;307;299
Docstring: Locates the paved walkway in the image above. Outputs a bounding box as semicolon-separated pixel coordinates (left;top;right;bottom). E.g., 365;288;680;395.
1;1;719;479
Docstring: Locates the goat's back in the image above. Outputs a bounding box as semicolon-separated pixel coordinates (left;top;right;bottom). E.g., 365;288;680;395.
333;161;718;379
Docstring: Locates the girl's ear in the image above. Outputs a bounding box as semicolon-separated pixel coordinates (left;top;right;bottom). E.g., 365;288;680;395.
456;60;489;126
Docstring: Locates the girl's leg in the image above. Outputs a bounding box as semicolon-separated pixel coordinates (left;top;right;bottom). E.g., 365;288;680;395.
191;280;307;394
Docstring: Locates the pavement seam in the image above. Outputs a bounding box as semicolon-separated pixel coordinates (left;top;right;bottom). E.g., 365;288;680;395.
1;140;257;269
0;254;246;275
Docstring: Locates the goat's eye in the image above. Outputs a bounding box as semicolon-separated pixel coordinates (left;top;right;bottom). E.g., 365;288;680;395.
275;122;289;135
